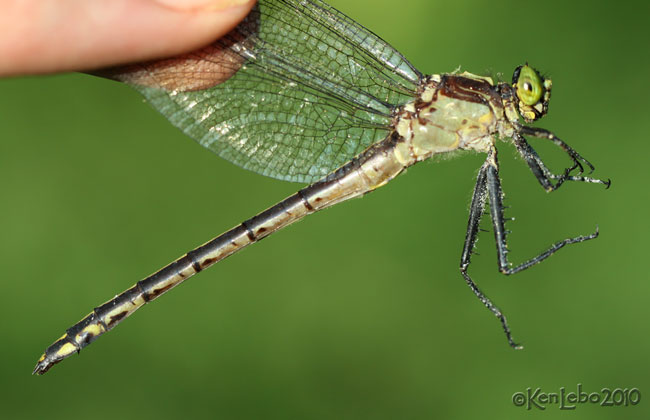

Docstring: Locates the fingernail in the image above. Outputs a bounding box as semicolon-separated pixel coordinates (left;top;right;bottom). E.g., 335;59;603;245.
154;0;252;12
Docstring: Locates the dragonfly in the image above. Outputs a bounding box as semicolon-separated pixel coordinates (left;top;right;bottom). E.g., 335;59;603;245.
33;0;609;375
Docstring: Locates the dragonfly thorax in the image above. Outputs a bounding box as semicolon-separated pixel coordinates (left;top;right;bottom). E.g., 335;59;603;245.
394;74;500;165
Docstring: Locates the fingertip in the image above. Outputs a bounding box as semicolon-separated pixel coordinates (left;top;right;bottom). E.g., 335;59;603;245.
0;0;256;76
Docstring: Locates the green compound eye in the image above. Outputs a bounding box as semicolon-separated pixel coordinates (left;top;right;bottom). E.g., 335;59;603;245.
512;64;552;122
515;65;543;106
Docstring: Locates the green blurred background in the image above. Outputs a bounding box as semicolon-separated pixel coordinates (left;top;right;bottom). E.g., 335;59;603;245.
1;0;648;418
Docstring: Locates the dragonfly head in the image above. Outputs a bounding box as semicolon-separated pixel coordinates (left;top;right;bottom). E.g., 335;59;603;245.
512;64;552;123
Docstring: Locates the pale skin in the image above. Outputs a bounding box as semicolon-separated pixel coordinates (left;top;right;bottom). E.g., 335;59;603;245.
0;0;256;76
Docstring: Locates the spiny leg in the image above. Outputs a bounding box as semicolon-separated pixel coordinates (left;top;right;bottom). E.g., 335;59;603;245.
460;156;520;349
513;131;610;191
519;125;593;173
484;152;599;276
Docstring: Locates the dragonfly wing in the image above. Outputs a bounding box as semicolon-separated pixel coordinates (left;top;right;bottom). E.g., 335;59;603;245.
104;0;422;183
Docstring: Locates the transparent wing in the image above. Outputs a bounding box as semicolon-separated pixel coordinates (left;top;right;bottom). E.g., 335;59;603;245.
105;0;422;182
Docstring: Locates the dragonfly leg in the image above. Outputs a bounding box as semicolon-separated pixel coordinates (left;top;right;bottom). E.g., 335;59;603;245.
459;156;521;349
514;130;610;191
484;154;599;276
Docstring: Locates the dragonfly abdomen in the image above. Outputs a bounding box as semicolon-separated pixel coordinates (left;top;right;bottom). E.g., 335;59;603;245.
33;135;410;374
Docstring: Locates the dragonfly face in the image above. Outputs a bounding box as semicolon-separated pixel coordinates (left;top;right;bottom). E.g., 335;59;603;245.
511;64;552;123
